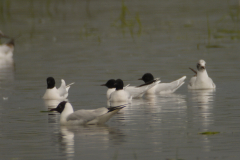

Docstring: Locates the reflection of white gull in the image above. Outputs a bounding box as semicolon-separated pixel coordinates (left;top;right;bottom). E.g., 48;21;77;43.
189;89;215;106
101;79;159;99
50;101;126;125
60;125;125;149
43;99;63;109
139;73;186;94
189;89;216;127
60;126;75;160
188;60;216;89
42;77;74;100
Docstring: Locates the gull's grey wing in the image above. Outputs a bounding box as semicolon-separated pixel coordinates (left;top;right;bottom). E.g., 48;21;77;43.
155;76;186;94
67;107;109;123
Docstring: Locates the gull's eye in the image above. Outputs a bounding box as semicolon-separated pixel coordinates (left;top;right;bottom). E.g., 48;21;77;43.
197;63;200;68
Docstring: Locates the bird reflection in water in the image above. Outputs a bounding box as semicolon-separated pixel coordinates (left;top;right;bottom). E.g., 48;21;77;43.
145;93;187;113
54;125;125;160
43;99;65;124
188;89;216;127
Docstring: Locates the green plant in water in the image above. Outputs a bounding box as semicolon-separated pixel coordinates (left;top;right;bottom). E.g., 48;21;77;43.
112;0;142;38
79;23;100;40
210;3;240;42
205;13;224;48
199;131;220;135
207;13;211;45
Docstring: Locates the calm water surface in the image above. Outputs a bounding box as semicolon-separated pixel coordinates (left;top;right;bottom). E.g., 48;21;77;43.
0;0;240;159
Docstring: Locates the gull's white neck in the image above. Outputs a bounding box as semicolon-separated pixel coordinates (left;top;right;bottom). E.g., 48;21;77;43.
197;70;209;81
107;88;115;99
60;103;74;125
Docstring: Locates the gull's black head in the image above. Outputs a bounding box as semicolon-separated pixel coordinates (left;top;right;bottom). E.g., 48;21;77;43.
50;101;67;113
115;79;124;90
101;79;116;88
46;77;55;89
197;59;206;72
138;73;154;83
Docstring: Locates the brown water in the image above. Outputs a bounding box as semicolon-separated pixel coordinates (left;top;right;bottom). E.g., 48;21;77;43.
0;0;240;159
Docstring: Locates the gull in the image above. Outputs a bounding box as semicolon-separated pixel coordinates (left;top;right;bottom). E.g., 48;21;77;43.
42;77;74;100
50;101;126;125
188;59;216;89
101;79;160;99
139;73;186;94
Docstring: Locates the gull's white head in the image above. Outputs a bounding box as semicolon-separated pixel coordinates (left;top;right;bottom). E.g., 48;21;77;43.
197;59;206;71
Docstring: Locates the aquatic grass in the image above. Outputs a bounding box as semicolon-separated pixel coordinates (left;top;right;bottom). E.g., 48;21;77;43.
204;13;225;48
133;151;138;160
0;0;11;22
135;12;142;36
206;13;211;46
112;0;142;38
217;29;240;34
198;131;220;135
205;44;224;48
46;0;53;18
203;3;240;49
79;23;101;43
112;150;118;160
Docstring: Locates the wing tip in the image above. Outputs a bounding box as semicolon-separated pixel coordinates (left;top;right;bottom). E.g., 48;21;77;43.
107;104;127;112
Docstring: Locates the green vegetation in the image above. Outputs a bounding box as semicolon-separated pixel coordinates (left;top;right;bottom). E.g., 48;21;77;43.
205;3;240;48
198;131;220;135
112;0;142;38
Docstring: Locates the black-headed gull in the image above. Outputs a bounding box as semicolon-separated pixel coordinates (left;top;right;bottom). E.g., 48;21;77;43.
109;79;132;102
42;77;74;100
50;101;126;125
188;59;216;89
139;73;186;94
101;79;160;99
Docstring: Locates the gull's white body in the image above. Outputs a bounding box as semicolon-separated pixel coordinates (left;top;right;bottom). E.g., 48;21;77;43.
43;79;74;100
109;90;132;103
124;79;160;98
188;71;215;89
106;80;159;100
59;103;122;125
106;88;116;100
146;76;186;94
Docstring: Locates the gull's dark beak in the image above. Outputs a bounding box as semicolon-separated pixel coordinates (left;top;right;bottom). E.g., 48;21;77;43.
138;78;142;80
100;84;106;86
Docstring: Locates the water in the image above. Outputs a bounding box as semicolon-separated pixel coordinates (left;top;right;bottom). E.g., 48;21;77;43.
0;0;240;159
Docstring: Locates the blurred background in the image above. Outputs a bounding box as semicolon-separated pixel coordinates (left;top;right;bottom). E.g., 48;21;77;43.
0;0;240;159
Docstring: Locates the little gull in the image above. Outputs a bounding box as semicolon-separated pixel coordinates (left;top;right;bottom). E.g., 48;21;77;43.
50;101;126;125
139;73;186;94
188;59;215;89
101;78;160;99
42;77;74;100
